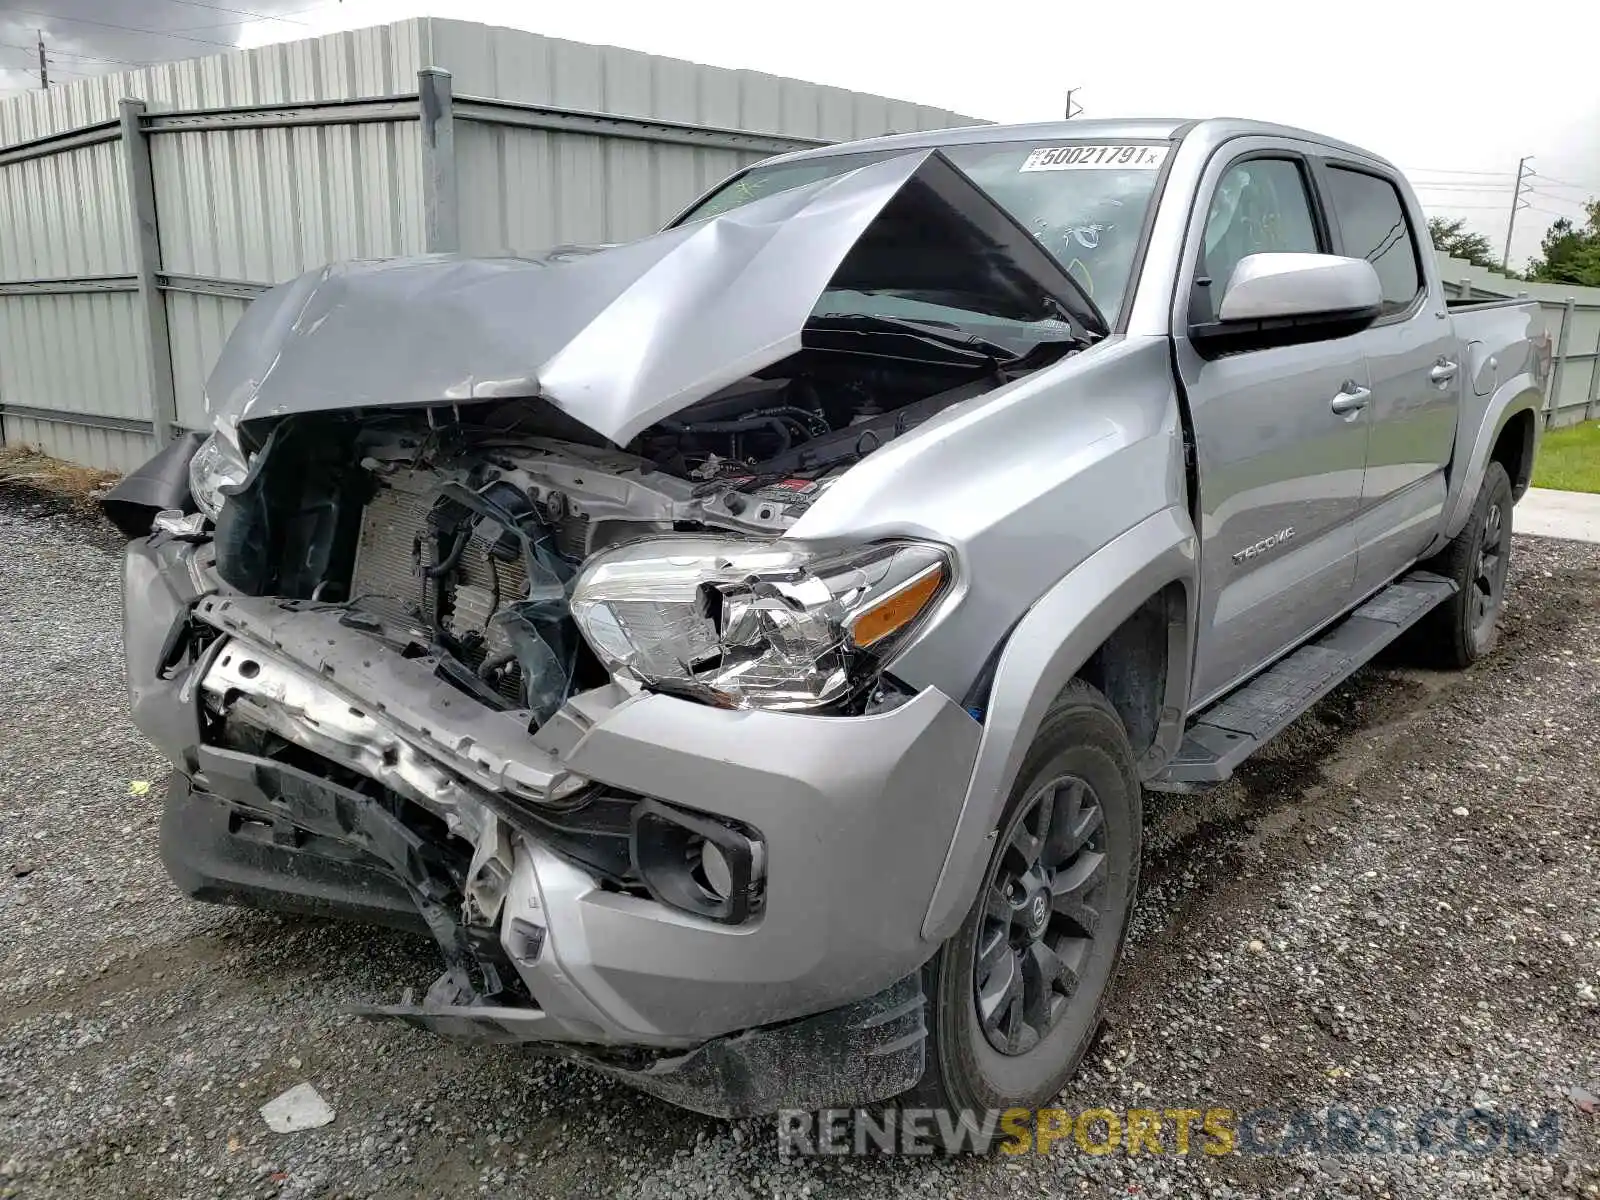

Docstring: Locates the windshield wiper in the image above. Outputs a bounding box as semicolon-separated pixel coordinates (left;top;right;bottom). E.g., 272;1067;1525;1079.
808;312;1069;365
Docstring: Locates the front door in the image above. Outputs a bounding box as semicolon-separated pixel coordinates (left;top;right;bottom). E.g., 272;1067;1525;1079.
1173;149;1371;706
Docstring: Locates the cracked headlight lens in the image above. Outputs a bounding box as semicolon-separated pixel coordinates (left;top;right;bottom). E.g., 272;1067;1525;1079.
187;431;249;520
570;538;951;711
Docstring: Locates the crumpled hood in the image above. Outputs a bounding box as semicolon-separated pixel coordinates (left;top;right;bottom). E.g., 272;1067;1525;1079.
204;149;1099;448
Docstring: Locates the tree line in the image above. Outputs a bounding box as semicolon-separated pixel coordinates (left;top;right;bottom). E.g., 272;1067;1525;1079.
1428;204;1600;288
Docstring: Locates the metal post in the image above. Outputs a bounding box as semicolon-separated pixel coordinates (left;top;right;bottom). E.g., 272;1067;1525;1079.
118;98;178;448
1585;317;1600;422
1501;156;1531;273
419;68;458;254
1459;278;1472;303
1546;298;1574;429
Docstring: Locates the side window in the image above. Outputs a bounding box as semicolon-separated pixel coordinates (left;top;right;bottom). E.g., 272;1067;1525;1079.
1323;167;1423;316
1194;158;1321;323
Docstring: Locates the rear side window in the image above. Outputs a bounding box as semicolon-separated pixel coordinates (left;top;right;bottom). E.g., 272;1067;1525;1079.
1323;167;1423;315
1195;158;1321;323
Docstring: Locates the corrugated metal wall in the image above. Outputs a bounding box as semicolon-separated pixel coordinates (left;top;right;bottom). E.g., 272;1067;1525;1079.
0;21;432;467
0;18;978;470
0;22;426;142
0;133;148;469
430;19;971;253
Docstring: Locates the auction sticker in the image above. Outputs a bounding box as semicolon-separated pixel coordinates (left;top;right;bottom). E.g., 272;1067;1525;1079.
1021;144;1169;172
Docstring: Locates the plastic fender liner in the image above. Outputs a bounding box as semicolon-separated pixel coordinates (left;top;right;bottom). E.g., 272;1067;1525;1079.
101;431;205;538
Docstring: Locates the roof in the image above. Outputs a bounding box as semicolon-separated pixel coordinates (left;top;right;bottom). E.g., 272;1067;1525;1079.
762;117;1394;174
762;118;1193;166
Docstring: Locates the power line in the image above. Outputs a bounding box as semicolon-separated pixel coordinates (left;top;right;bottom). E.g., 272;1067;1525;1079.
0;8;240;50
162;0;340;33
0;40;154;66
1409;182;1517;192
154;0;312;27
1529;175;1600;195
1404;166;1599;195
1401;166;1516;178
1524;186;1591;205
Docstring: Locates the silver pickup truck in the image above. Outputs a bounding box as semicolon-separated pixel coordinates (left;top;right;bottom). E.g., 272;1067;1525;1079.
109;117;1546;1118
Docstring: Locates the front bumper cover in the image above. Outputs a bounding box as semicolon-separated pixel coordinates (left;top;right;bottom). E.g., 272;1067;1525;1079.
124;536;981;1110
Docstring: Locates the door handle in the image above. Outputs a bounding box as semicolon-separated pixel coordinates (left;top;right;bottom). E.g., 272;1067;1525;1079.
1330;384;1371;416
1429;359;1459;384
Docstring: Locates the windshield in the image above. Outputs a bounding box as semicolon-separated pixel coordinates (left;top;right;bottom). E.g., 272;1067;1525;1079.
677;140;1171;324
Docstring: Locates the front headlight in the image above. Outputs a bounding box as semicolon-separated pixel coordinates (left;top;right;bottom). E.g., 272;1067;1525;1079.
570;537;951;711
187;432;249;520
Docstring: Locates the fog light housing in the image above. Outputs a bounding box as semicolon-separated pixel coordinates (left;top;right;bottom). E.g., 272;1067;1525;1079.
631;799;765;925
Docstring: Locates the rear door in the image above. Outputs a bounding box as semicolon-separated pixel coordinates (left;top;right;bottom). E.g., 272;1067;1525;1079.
1315;162;1458;595
1172;142;1371;706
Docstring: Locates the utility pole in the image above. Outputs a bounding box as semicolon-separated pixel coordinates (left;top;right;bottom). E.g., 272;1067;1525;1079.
1501;155;1533;271
35;30;48;88
1064;88;1082;119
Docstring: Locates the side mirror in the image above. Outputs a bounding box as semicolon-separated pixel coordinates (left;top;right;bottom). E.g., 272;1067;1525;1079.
1191;253;1382;354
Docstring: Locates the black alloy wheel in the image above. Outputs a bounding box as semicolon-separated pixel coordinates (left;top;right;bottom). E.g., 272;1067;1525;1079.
1470;493;1510;641
1417;460;1514;668
973;774;1108;1055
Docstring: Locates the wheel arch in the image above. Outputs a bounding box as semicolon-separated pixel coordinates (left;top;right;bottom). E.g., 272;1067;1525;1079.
1431;378;1543;554
920;507;1198;943
1491;405;1538;501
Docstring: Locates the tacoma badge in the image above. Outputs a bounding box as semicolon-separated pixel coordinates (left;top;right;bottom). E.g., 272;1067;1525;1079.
1232;527;1296;565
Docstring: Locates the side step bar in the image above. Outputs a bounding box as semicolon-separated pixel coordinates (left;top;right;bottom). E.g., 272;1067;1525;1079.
1151;570;1457;789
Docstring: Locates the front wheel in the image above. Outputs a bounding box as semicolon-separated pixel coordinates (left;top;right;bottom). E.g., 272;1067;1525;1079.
1418;461;1514;668
907;679;1140;1114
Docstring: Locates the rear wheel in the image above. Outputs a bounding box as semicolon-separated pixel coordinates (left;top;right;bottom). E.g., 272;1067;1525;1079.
1418;461;1514;668
908;679;1140;1113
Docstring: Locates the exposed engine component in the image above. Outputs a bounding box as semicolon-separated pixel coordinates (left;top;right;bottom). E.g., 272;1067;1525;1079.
209;326;1053;737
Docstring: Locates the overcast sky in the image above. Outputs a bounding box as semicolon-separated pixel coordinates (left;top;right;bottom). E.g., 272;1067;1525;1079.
2;0;1596;268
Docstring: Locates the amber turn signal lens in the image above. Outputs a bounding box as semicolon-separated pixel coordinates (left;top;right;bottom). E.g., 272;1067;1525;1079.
847;564;945;649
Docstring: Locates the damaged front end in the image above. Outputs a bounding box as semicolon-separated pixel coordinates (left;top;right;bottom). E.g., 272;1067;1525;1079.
115;148;1092;1115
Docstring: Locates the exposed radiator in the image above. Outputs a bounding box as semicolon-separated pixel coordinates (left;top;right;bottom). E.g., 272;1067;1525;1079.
349;473;433;627
349;472;537;705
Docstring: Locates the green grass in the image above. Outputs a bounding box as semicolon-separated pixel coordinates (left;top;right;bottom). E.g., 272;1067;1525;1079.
1533;421;1600;494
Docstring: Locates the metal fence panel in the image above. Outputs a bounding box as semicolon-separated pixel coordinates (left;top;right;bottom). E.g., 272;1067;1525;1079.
165;292;252;431
0;291;149;416
454;121;758;253
425;19;971;137
0;22;428;143
0;21;435;466
0;141;130;279
0;289;153;468
437;19;973;255
0;414;151;471
151;122;423;280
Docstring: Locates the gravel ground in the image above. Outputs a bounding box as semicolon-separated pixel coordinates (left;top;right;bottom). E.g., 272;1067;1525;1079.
1;492;1597;1200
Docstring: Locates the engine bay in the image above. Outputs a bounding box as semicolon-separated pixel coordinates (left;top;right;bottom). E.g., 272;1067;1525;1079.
206;340;1049;727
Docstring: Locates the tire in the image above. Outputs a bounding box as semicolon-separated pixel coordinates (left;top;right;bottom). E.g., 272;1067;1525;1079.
906;679;1141;1115
1417;461;1514;669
